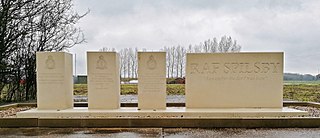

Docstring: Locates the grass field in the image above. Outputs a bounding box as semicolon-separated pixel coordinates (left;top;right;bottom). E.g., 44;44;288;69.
284;81;320;85
74;84;185;96
284;84;320;102
75;81;320;102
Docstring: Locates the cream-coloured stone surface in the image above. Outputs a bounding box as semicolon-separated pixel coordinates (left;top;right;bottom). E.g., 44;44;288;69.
36;52;73;110
87;52;120;109
138;52;166;109
186;52;284;108
17;107;307;118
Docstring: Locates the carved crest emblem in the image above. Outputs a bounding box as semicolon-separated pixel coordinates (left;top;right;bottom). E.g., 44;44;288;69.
147;55;157;70
45;55;55;69
96;55;107;70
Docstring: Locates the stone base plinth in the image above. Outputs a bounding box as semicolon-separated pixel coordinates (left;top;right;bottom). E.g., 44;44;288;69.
17;107;307;118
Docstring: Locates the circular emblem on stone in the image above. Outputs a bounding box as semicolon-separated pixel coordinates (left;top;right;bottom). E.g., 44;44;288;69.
96;55;107;70
45;55;55;69
147;55;157;70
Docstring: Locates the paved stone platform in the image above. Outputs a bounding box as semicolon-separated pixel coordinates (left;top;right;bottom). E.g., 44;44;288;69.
17;107;307;118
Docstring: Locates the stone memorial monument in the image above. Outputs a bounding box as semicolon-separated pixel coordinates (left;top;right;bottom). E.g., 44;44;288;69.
186;52;283;108
138;52;166;110
36;52;73;110
18;51;307;119
87;52;120;109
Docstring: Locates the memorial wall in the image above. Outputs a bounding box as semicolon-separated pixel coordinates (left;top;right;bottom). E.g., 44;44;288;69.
138;52;166;110
87;52;120;109
35;52;283;110
186;52;283;108
36;52;73;110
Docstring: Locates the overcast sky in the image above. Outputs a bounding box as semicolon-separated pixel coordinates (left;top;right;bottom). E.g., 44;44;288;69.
69;0;320;75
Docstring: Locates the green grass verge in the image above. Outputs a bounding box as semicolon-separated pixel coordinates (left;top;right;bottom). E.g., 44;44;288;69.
74;84;185;96
74;83;320;102
121;84;137;95
283;84;320;102
74;84;88;96
284;81;320;85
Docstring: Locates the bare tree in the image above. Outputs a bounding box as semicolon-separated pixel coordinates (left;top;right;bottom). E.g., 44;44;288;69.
100;47;115;51
119;49;124;78
122;49;128;78
129;48;138;78
170;47;175;78
187;44;193;53
105;35;241;80
209;38;218;53
117;47;139;79
0;0;88;102
217;36;240;53
134;48;138;78
175;46;179;77
230;40;241;52
179;46;186;77
165;47;172;78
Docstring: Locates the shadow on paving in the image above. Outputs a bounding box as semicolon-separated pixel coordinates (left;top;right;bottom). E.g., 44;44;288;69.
0;128;320;137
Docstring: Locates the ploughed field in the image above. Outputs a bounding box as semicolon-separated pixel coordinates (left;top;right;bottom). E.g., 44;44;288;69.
74;81;320;102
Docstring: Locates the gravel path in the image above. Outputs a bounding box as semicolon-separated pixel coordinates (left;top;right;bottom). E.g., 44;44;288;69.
290;106;320;117
74;95;294;103
74;95;185;103
1;95;320;118
0;107;33;118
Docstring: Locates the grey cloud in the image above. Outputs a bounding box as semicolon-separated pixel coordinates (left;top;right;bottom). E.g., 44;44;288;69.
71;0;320;75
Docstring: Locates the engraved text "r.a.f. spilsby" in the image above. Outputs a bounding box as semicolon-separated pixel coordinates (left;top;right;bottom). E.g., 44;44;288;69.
190;62;281;74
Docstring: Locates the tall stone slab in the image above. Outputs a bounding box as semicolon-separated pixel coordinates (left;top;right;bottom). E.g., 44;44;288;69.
138;52;166;110
87;52;120;109
186;52;283;108
36;52;73;110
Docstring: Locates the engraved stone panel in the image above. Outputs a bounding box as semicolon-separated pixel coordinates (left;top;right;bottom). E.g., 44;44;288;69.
186;52;284;108
138;52;166;110
87;52;120;109
36;52;73;110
